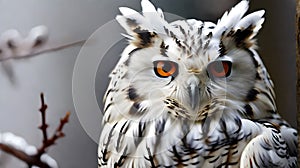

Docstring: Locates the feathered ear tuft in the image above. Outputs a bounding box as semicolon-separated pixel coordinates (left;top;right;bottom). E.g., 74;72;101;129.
116;0;168;47
213;0;265;50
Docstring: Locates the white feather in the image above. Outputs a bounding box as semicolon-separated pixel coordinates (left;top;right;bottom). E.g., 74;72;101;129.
235;10;265;29
235;10;265;39
117;2;166;35
119;7;140;17
141;0;157;13
157;8;164;19
213;0;249;37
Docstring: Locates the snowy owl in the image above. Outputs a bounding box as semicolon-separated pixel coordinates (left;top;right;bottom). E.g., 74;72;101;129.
98;0;297;167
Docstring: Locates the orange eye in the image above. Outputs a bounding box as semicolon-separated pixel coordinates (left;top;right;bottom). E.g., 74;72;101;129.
153;61;178;78
207;61;232;78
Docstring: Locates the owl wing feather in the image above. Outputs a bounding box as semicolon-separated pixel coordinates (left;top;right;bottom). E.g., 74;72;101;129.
240;123;297;168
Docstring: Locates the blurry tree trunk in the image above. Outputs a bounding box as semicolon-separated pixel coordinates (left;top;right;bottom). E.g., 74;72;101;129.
297;0;300;165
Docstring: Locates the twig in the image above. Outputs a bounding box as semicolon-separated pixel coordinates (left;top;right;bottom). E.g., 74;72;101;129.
36;110;70;157
39;93;49;144
36;93;70;158
0;93;70;168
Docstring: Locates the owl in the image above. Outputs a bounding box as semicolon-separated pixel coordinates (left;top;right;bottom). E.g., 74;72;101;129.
98;0;297;167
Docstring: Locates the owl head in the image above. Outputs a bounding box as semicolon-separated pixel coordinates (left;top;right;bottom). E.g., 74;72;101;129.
108;0;276;124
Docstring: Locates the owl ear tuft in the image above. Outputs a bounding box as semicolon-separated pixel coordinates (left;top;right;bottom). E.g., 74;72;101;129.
116;13;158;47
116;0;169;47
214;0;265;50
222;10;264;50
231;10;265;49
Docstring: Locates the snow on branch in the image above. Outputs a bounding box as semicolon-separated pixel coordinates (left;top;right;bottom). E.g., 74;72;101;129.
0;25;86;62
0;25;48;60
0;93;70;168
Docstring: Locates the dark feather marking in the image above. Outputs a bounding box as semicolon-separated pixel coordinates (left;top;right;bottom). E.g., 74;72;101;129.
203;32;213;50
252;154;260;167
206;87;212;96
198;24;204;35
100;123;117;165
219;118;229;139
133;121;146;146
113;81;118;87
155;119;166;135
196;25;204;54
167;105;175;110
113;146;128;167
219;40;226;56
221;117;243;140
256;72;262;80
105;89;119;100
104;102;113;112
175;38;182;47
123;47;141;65
145;146;159;168
207;155;220;163
116;121;129;151
293;132;297;136
233;25;254;48
128;86;138;101
246;88;259;101
163;26;171;37
133;27;156;47
244;104;254;117
129;102;141;114
172;146;186;166
126;18;138;27
246;49;259;68
169;30;176;39
138;121;146;137
160;41;169;57
179;25;186;36
168;30;182;48
216;161;239;168
188;43;192;53
128;47;142;56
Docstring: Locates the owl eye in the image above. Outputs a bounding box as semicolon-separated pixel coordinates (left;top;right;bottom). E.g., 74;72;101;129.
207;61;232;78
153;61;178;78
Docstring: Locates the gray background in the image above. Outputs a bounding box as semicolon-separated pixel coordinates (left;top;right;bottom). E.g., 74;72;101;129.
0;0;296;167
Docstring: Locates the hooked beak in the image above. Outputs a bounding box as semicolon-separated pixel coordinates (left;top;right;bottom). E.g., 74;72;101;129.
187;77;200;111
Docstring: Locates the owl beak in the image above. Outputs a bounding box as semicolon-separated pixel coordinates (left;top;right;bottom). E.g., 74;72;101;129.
187;77;200;111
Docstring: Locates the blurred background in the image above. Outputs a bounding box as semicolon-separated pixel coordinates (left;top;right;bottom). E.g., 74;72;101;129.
0;0;296;167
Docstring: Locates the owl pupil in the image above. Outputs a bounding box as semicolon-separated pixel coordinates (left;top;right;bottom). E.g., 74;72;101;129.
214;62;224;73
162;62;171;72
207;60;232;78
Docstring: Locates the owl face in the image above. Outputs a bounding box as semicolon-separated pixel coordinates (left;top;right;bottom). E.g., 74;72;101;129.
129;32;258;109
103;0;276;126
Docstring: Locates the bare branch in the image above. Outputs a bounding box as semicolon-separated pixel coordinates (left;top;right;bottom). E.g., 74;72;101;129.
0;143;50;168
36;111;70;157
0;93;70;168
0;40;86;62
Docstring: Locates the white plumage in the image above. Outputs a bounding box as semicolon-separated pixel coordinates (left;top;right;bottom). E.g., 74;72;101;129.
98;1;297;167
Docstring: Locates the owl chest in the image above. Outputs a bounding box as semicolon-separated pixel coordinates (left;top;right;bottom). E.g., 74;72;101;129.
101;117;256;168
